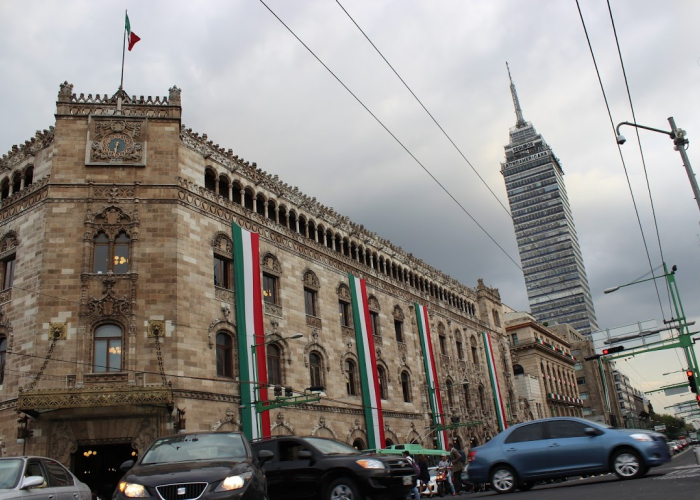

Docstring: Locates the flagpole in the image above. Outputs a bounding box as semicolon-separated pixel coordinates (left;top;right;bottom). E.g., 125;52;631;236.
120;10;127;91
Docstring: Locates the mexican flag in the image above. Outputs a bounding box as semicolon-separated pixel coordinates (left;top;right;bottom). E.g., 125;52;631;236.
125;13;141;51
482;331;508;431
348;273;385;450
415;303;448;450
232;222;270;441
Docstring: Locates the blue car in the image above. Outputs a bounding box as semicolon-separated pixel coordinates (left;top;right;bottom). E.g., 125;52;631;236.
466;417;671;494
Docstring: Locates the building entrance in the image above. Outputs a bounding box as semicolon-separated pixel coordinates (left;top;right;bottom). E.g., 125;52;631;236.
73;443;137;500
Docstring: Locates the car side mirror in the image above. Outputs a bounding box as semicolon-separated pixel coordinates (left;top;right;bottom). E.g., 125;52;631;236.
120;460;135;472
20;476;46;490
257;449;274;465
584;427;601;437
298;450;312;459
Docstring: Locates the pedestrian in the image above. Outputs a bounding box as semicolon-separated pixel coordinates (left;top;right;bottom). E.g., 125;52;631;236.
417;455;431;496
438;453;456;496
449;443;464;494
403;451;421;500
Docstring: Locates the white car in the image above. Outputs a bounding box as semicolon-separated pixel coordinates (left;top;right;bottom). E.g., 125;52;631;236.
0;456;91;500
668;441;679;454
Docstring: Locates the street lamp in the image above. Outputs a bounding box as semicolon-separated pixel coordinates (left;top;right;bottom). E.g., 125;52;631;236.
615;117;700;214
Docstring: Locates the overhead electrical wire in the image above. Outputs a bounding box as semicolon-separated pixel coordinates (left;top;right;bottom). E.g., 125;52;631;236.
258;0;520;272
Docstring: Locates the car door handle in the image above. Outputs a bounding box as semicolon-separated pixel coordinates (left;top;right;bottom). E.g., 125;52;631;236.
506;448;516;452
549;443;560;447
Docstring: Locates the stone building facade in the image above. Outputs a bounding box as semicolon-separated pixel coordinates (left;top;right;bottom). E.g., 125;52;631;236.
0;83;517;495
504;311;583;420
548;324;624;427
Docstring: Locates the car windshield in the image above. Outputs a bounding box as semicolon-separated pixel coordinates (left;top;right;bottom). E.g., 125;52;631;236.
301;437;360;455
141;433;248;464
0;459;22;489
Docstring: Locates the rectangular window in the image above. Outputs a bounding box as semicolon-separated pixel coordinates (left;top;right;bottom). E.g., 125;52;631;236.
262;273;277;304
214;256;232;289
456;341;464;360
439;335;447;356
576;377;586;385
2;256;15;290
394;319;404;343
370;311;380;336
511;333;519;346
304;288;317;316
574;362;582;370
338;301;351;327
580;392;588;400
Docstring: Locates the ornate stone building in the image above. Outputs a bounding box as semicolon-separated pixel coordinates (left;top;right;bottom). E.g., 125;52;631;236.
0;82;517;496
505;311;583;420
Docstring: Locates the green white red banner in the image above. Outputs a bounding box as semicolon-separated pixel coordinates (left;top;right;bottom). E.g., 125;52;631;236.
414;303;448;450
482;331;507;431
349;273;385;450
232;222;270;441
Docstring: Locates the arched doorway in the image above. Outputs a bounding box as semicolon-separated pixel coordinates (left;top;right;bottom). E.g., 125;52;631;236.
73;443;136;500
352;438;366;450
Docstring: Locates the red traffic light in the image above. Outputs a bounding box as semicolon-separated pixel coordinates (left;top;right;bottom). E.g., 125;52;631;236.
602;346;625;355
688;370;695;377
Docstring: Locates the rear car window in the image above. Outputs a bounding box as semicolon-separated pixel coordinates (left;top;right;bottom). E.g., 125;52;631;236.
504;423;545;443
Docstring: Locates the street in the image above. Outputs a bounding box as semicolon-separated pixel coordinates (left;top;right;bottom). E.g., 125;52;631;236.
450;447;700;500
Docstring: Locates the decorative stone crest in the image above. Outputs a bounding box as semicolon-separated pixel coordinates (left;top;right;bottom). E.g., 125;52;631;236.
48;322;67;340
85;276;130;319
147;320;165;338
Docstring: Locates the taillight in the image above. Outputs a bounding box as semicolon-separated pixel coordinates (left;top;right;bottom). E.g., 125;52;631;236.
467;451;476;462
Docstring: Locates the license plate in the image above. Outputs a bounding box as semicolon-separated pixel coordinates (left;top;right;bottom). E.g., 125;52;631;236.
402;476;412;485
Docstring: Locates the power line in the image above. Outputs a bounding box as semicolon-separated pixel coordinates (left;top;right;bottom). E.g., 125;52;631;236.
258;0;521;272
575;0;665;324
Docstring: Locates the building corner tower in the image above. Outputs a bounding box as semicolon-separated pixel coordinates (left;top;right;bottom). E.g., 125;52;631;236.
501;63;598;336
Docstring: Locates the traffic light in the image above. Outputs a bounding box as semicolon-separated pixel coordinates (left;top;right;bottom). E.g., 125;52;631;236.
687;370;698;394
602;346;625;355
584;354;602;361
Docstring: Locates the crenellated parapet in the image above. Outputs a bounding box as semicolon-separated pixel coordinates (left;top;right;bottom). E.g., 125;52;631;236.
0;127;55;171
179;124;481;305
55;81;181;119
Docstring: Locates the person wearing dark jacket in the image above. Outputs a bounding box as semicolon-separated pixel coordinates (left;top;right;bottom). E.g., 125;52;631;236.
417;455;432;496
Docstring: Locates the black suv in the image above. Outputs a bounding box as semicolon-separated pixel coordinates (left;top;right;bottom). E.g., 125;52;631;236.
113;431;273;500
250;436;414;500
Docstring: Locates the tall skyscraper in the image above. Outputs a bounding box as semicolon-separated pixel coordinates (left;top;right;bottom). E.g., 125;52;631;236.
501;64;599;336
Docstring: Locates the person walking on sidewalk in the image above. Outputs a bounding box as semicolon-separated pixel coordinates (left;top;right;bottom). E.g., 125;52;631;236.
449;443;464;494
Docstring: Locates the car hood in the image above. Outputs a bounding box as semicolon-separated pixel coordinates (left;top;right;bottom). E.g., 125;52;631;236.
124;460;252;486
614;429;666;439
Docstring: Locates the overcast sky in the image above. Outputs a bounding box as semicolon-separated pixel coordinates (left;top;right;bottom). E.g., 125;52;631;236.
2;0;700;418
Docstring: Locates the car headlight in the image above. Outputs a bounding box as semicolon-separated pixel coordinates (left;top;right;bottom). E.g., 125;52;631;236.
119;482;149;498
215;471;252;492
630;433;653;442
355;459;385;469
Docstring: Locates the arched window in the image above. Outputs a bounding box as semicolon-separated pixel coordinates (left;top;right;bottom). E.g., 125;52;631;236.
352;438;366;450
93;232;130;274
267;344;281;386
463;383;471;409
216;332;234;378
513;364;524;376
244;188;255;211
204;169;217;193
0;336;6;385
218;176;230;200
470;336;479;365
23;166;34;187
309;352;323;389
346;359;358;396
94;324;122;373
401;371;411;402
478;385;486;410
0;179;8;200
378;366;388;400
11;173;21;194
446;380;454;407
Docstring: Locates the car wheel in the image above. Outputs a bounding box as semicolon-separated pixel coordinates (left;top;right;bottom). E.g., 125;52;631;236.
490;465;517;494
518;482;534;491
326;477;360;500
612;449;647;479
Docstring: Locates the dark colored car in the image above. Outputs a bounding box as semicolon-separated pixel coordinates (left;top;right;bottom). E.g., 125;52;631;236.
466;417;671;494
0;456;92;500
250;436;415;500
113;431;273;500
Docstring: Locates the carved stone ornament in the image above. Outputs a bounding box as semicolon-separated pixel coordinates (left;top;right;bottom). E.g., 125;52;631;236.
85;276;130;319
49;322;67;340
88;119;145;165
148;320;165;338
49;421;77;464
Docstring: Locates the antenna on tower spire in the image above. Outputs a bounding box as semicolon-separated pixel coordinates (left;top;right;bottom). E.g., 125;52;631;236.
506;62;526;128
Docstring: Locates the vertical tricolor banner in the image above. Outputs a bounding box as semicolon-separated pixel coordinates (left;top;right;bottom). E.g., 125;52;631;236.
349;273;386;450
482;331;507;431
414;303;448;450
232;222;270;441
